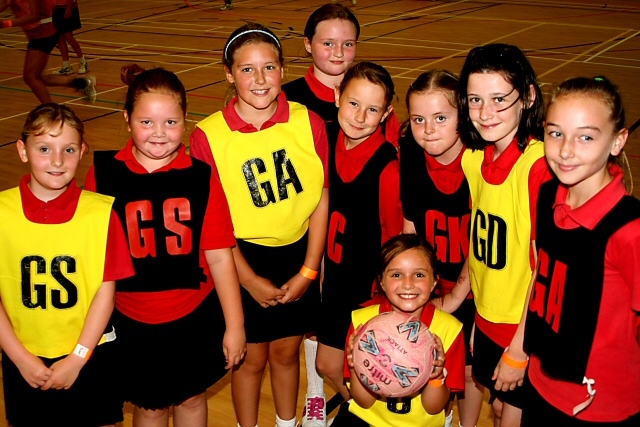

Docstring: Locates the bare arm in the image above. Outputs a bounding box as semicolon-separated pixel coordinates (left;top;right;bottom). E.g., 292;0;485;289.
403;218;417;234
206;248;246;368
5;0;41;27
432;258;471;313
421;335;450;414
231;245;285;308
348;366;378;409
492;244;538;391
280;188;329;303
43;281;116;390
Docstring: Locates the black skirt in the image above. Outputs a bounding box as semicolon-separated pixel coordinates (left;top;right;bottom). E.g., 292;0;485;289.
238;234;320;343
112;289;228;410
2;342;123;427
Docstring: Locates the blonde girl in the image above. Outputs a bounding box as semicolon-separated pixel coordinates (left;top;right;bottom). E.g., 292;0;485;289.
0;103;134;426
522;76;640;426
190;23;329;427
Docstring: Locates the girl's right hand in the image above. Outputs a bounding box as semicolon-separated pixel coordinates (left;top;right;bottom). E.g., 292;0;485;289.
16;353;52;388
346;324;364;369
246;276;286;308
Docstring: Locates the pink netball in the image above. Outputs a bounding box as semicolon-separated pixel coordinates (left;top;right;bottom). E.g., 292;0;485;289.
352;311;436;398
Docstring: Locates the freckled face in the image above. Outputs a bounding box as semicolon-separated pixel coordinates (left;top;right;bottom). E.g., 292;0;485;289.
305;19;357;79
408;91;462;164
380;248;437;318
336;77;390;148
17;123;85;202
467;72;527;151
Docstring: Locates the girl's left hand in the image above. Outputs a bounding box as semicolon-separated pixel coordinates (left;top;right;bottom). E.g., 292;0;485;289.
279;274;312;303
41;355;85;390
222;326;246;369
492;348;526;391
429;334;446;379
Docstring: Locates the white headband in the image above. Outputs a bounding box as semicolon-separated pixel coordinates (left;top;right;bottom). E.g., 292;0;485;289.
224;29;281;60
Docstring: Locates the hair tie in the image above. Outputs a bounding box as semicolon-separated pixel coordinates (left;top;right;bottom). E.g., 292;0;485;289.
594;77;604;82
224;29;280;60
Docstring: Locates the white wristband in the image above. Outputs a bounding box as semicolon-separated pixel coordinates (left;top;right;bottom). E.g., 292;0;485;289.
72;343;93;359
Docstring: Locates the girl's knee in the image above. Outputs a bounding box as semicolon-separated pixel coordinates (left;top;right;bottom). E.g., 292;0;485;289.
179;393;206;410
269;340;301;365
492;397;504;418
136;406;170;420
22;73;39;88
316;354;342;379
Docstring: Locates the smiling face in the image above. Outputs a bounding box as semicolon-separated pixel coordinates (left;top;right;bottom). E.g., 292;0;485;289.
17;122;85;202
544;93;627;204
125;91;185;172
467;72;529;152
380;248;437;318
305;18;357;83
336;77;390;148
226;41;284;126
409;90;462;165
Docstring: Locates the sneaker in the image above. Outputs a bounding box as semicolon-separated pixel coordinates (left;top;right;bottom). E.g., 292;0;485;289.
78;59;89;75
83;75;97;102
301;394;326;427
220;3;233;10
53;65;74;75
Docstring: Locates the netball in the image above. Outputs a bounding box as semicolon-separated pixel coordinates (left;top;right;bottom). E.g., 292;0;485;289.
352;311;436;398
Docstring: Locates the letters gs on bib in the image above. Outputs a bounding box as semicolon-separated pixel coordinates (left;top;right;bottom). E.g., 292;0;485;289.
472;209;507;269
21;255;78;309
242;149;304;208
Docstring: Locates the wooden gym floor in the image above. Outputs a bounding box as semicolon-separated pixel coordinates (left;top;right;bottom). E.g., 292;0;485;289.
0;0;639;425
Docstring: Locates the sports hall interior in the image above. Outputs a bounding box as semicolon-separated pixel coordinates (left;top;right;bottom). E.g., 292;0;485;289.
0;0;639;425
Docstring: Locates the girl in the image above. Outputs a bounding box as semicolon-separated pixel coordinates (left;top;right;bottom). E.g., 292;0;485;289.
84;65;245;427
522;76;640;426
400;69;483;427
0;103;134;427
317;60;403;420
282;3;359;147
282;3;400;149
435;43;551;427
337;233;466;426
0;0;96;103
52;0;89;75
283;8;360;424
190;23;329;427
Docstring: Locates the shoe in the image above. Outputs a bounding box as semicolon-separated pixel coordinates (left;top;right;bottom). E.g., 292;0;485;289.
351;0;356;4
301;394;326;427
53;65;74;75
220;3;233;10
78;59;89;75
83;75;97;102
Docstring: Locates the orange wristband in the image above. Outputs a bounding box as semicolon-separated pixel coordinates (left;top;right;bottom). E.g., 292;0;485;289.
428;378;445;388
501;349;528;369
427;367;447;388
2;20;12;28
299;265;318;280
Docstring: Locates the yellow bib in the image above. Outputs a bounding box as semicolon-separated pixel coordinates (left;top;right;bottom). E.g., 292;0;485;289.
462;140;544;323
348;305;462;427
196;102;324;246
0;188;113;358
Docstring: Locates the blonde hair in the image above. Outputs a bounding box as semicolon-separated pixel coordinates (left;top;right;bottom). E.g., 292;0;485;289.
21;103;85;146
